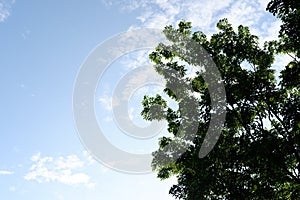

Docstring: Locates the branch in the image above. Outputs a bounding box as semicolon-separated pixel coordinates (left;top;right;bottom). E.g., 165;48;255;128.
266;101;300;165
287;53;299;62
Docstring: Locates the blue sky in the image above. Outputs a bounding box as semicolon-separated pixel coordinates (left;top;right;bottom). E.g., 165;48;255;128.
0;0;293;199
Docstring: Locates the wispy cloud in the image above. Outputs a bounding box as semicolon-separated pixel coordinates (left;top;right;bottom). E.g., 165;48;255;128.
120;50;152;70
98;95;113;111
103;0;285;79
82;150;96;166
105;0;280;42
21;27;31;39
24;153;96;188
0;170;14;175
0;0;14;23
0;3;9;22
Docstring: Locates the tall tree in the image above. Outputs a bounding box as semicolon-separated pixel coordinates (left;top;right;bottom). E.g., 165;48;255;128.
141;1;300;199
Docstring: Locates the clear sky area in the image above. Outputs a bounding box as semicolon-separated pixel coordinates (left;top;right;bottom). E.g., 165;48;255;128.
0;0;292;199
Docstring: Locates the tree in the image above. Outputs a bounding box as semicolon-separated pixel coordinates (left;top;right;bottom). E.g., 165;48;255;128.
267;0;300;57
141;1;300;199
267;0;300;88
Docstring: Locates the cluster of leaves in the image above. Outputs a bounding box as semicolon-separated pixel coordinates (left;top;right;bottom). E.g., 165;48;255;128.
141;0;300;199
267;0;300;57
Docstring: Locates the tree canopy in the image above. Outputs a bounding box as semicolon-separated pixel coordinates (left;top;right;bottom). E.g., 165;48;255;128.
141;0;300;199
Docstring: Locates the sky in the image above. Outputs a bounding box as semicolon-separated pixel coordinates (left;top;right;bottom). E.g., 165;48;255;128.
0;0;293;199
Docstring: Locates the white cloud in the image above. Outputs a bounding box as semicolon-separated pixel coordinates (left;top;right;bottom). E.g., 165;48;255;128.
0;3;9;22
218;1;262;29
128;107;135;121
24;153;95;188
0;0;14;23
98;95;113;111
0;170;14;175
120;50;152;70
21;27;31;39
109;0;286;72
119;65;166;101
105;0;280;43
83;151;96;166
258;20;282;43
